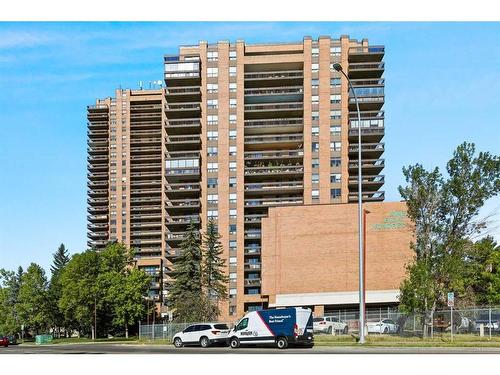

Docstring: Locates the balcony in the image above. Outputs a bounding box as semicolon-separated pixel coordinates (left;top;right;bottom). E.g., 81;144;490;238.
165;182;200;194
130;196;161;204
131;238;162;245
348;143;385;158
165;215;200;225
130;213;162;220
349;95;384;111
244;230;261;239
244;70;303;85
348;191;385;202
348;62;385;79
245;86;303;96
129;112;162;120
244;102;303;118
87;231;108;239
165;86;200;96
165;199;200;211
244;118;303;135
87;222;108;230
87;155;108;162
244;197;303;208
129;137;162;146
244;149;303;161
88;239;109;248
349;46;385;63
165;118;201;129
130;205;162;212
87;172;108;179
244;247;261;255
348;175;385;191
130;230;162;237
87;214;108;222
165;168;200;177
244;165;303;178
165;247;182;259
244;262;262;271
244;214;267;224
244;181;303;195
348;126;384;143
244;278;262;287
244;134;303;151
130;103;163;112
88;189;108;197
166;135;200;151
165;231;189;242
164;102;200;112
348;159;385;174
87;129;108;138
87;146;108;155
87;180;108;188
130;179;162;187
130;146;162;154
87;197;108;205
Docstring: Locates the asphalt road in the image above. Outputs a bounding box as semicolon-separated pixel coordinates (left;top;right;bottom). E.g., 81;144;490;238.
2;343;500;354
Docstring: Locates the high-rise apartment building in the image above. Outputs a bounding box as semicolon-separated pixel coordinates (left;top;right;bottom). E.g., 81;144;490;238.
87;35;385;319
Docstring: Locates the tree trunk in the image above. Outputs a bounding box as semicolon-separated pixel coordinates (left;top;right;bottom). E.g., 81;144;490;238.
125;325;129;339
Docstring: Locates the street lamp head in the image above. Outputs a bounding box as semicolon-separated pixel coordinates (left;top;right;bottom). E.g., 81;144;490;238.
332;63;343;72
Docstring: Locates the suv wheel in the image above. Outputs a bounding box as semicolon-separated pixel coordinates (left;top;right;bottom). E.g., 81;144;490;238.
343;326;348;335
173;337;183;348
383;327;389;334
327;326;332;334
276;337;288;349
200;336;209;348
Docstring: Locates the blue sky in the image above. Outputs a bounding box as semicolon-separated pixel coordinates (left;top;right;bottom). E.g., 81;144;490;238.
0;22;499;273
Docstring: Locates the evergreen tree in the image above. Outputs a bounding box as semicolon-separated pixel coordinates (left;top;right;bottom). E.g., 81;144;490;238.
168;221;203;322
50;243;70;277
201;218;228;321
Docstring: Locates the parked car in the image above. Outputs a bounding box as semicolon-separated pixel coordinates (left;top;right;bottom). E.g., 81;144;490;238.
366;319;398;334
173;323;230;348
6;335;16;345
474;313;500;334
313;317;348;334
0;336;8;347
228;307;314;349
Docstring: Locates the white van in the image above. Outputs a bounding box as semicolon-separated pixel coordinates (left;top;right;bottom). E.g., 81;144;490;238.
227;307;314;349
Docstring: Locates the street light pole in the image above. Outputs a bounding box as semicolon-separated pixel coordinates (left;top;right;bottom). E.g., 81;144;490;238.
333;63;365;344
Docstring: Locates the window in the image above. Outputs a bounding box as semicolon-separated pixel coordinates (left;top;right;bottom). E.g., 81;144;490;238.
166;158;199;169
312;189;319;200
207;131;218;141
330;46;341;56
312;142;319;152
312;47;319;56
229;177;237;188
331;78;341;87
312;158;319;168
311;79;319;89
229;209;237;219
235;318;248;331
330;173;341;183
229;240;237;250
207;83;218;93
208;162;218;172
312;63;319;72
208;210;218;219
208;194;218;204
207;99;218;109
207;115;218;125
229;193;237;203
207;67;218;77
331;157;341;167
207;51;218;61
312;173;319;183
229;306;236;315
207;146;218;156
330;125;341;135
229;83;237;92
229;66;237;76
229;288;237;297
229;272;237;281
229;257;237;265
331;188;341;199
330;94;341;104
229;50;237;60
330;141;341;151
229;224;237;235
207;178;218;188
311;95;319;104
229;146;237;156
229;161;237;171
312;111;319;121
330;110;341;120
229;129;237;139
229;114;237;124
230;98;237;108
312;126;319;136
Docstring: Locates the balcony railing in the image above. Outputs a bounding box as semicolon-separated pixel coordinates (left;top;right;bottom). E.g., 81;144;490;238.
348;159;385;168
244;197;303;207
348;175;385;184
244;247;261;255
165;86;200;95
165;183;200;192
165;199;200;208
166;135;200;143
245;165;303;175
348;143;385;153
349;46;385;54
244;70;303;80
348;191;385;201
244;214;267;223
244;263;262;270
244;181;303;191
244;86;304;96
165;215;200;224
348;126;384;137
245;102;303;112
165;168;200;176
244;118;303;127
164;103;201;111
245;134;303;144
244;278;262;287
349;62;385;71
165;118;201;127
244;150;303;160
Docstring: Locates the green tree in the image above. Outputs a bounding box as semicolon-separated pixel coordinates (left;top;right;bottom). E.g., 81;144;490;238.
59;250;101;338
398;142;500;334
169;221;203;322
105;268;150;338
50;243;70;277
0;268;23;335
17;263;50;335
201;218;228;321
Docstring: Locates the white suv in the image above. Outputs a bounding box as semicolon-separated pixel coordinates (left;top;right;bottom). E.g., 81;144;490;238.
173;323;230;348
313;317;348;334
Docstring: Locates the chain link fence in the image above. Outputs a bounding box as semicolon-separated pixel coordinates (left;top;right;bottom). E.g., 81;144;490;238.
138;306;499;341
